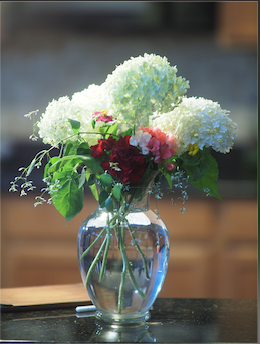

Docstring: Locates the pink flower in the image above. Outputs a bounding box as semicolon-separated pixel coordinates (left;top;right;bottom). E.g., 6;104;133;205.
93;110;114;122
147;138;160;153
138;126;178;170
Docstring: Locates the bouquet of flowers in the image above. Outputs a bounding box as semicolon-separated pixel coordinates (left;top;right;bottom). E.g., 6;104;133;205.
10;53;237;222
10;54;237;312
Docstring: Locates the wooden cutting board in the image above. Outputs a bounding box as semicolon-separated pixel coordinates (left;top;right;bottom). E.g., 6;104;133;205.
0;283;90;309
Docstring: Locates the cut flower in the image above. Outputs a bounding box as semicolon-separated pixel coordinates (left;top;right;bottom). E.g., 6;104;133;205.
104;53;190;128
12;53;237;220
99;135;147;184
152;96;237;155
10;53;238;314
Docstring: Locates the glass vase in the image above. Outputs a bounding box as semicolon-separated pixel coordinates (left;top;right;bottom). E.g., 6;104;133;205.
77;181;169;324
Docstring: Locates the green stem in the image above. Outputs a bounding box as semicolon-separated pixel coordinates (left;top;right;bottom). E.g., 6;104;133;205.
79;226;107;262
98;230;111;282
84;235;107;288
118;241;127;314
126;258;146;299
127;220;149;279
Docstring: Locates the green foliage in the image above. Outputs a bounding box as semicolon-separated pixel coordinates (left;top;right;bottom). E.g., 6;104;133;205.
99;122;118;138
51;169;84;222
99;190;109;208
76;142;92;155
78;167;87;189
85;170;98;201
43;140;104;220
181;148;222;200
68;119;81;135
119;128;133;137
87;173;96;186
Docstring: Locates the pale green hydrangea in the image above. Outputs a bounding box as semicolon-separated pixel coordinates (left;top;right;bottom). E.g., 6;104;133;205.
37;84;110;146
37;96;76;146
152;97;237;154
104;53;189;128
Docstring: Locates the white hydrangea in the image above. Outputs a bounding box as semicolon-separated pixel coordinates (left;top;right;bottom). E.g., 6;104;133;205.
152;97;238;154
37;83;111;147
37;96;77;146
104;53;189;128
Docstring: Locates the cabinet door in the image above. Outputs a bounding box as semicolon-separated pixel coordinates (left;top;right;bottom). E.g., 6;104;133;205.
215;200;258;299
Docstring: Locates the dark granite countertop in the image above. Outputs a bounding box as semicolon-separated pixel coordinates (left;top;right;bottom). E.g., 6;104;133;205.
1;298;257;343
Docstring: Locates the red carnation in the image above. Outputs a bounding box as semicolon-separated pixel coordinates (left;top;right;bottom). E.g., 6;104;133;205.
90;136;116;158
101;135;147;184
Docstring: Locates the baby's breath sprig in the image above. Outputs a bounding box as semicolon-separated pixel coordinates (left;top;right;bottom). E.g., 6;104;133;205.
24;109;39;141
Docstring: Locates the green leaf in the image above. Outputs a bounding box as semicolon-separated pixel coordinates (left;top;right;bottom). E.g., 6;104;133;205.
120;128;132;137
87;173;96;186
193;172;222;200
106;122;118;136
99;190;109;208
63;140;78;156
51;170;84;222
47;154;103;176
77;142;92;155
85;170;98;201
77;155;104;175
78;168;86;189
199;160;210;175
68;119;81;135
165;173;172;189
99;122;118;138
44;156;60;179
186;154;222;200
201;147;211;158
47;156;81;174
179;151;200;166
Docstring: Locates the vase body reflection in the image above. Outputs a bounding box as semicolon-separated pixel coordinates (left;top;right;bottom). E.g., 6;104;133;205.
77;188;169;324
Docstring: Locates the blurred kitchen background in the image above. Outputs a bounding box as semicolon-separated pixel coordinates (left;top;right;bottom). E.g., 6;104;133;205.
1;2;257;299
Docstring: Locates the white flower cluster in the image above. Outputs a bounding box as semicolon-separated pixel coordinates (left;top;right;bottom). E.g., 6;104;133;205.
104;53;189;127
36;54;237;154
152;97;238;154
37;84;110;146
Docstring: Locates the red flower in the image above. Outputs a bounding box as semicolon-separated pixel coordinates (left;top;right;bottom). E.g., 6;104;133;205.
90;136;116;158
101;135;147;184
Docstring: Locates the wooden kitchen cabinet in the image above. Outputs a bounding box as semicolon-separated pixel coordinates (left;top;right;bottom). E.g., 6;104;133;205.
1;194;257;299
216;1;258;47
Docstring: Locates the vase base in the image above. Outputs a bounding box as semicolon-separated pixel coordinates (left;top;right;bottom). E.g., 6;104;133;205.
95;310;151;325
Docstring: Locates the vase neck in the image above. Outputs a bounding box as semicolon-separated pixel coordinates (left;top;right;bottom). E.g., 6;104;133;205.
124;188;151;212
96;171;157;213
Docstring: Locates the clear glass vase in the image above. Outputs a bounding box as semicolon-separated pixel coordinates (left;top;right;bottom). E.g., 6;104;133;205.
77;181;169;324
